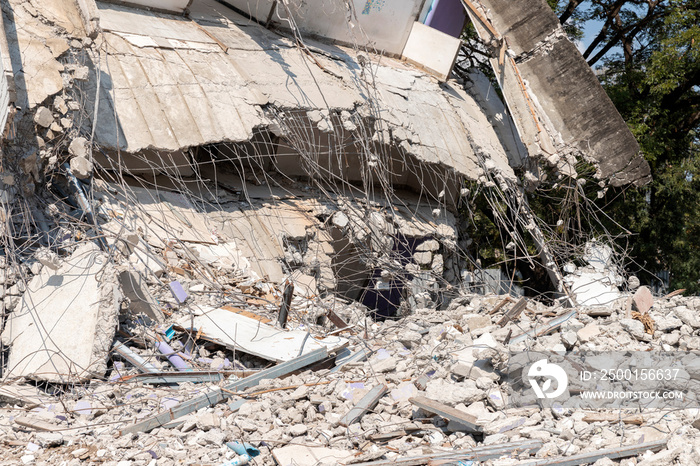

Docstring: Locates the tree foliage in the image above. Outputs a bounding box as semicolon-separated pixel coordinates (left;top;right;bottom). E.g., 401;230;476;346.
587;0;700;292
550;0;700;292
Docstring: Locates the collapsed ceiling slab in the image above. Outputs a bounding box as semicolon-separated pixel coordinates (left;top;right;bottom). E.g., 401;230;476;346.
73;0;522;200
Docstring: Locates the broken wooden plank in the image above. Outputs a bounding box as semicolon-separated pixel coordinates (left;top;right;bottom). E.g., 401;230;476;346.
409;396;480;433
278;281;294;328
497;296;528;326
503;328;513;345
339;384;388;427
120;347;328;435
326;309;350;330
581;412;644;425
369;425;424;442
488;296;512;315
664;288;686;299
584;307;613;317
518;439;667;466
221;305;271;323
368;430;408;442
350;439;542;465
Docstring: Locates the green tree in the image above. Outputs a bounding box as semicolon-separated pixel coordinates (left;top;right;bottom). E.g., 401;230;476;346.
594;0;700;292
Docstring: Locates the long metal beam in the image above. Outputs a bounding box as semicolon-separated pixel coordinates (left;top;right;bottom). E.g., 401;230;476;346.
518;439;667;466
120;347;328;435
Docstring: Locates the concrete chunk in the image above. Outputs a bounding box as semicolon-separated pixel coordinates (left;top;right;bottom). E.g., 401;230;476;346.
674;306;700;328
34;107;53;128
1;242;119;383
633;286;654;313
118;271;164;322
69;155;93;179
577;323;600;343
621;318;648;341
68;137;90;159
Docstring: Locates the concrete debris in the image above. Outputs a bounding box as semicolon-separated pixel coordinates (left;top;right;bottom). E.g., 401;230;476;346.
0;1;685;465
68;137;90;158
0;275;696;465
68;154;93;179
1;242;118;383
118;270;164;322
33;107;53;128
633;286;654;313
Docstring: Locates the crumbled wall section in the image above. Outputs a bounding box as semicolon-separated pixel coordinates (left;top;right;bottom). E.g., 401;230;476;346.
2;0;80;109
0;242;119;383
467;0;651;186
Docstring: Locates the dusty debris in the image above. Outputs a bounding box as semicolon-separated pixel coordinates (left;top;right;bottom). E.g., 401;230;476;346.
0;0;686;465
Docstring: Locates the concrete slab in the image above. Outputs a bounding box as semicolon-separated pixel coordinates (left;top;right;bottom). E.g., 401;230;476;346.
118;270;164;322
179;305;348;362
401;21;461;81
1;242;119;383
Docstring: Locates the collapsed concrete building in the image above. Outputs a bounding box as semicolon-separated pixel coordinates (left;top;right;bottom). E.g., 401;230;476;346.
2;1;686;465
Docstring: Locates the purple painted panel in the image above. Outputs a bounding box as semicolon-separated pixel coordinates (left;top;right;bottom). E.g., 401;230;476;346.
424;0;466;38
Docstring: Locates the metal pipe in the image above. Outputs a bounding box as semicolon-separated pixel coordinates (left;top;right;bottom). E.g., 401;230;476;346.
155;340;190;371
112;341;159;374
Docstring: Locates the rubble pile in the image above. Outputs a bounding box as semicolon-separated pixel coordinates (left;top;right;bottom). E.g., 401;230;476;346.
0;1;679;465
1;279;700;465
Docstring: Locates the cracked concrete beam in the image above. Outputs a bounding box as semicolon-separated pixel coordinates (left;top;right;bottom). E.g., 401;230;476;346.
465;0;651;187
75;0;101;38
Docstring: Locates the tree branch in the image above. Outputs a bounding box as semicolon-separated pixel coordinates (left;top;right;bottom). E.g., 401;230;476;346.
587;6;664;66
559;0;583;24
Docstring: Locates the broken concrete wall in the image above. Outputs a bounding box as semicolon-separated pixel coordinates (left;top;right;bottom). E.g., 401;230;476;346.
66;0;522;204
228;0;424;56
465;0;651;186
1;242;119;383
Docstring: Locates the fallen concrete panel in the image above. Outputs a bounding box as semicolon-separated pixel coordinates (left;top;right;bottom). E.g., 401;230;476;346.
101;0;192;14
0;383;55;407
401;21;461;81
1;242;119;383
179;306;348;362
3;2;70;109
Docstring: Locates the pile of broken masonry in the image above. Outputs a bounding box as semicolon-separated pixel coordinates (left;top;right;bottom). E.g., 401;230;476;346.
2;273;700;466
